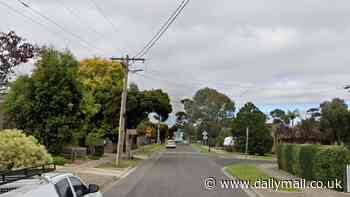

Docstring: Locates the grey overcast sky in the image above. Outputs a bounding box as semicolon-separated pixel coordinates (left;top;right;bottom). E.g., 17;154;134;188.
2;0;350;115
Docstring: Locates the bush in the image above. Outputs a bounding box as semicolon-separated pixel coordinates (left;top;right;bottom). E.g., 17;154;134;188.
53;156;67;165
312;146;350;190
0;129;52;170
94;146;104;157
299;144;320;180
291;144;302;176
277;143;350;190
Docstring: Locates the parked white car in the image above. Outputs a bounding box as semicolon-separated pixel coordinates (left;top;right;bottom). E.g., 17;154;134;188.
0;172;102;197
166;140;176;149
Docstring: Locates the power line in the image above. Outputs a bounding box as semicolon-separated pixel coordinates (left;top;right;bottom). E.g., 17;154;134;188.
134;0;190;58
16;0;100;55
0;0;71;46
53;0;107;41
88;0;119;35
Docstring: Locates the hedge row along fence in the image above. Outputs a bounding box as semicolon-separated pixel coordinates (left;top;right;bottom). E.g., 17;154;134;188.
277;143;350;190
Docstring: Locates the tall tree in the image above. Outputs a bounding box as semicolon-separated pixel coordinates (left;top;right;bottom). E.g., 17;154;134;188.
233;102;273;155
0;31;38;93
181;87;235;139
286;109;300;127
78;57;123;142
320;98;350;145
270;109;289;124
6;47;83;153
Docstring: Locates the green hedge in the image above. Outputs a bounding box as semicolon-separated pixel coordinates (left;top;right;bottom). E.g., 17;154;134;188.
299;144;320;180
277;143;350;190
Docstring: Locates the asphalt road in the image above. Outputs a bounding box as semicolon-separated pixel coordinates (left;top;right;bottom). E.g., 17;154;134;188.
104;144;250;197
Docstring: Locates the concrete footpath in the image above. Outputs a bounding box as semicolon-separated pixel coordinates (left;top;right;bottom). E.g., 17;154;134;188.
55;154;132;191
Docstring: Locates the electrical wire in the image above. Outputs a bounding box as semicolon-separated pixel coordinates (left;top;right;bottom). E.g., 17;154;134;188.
16;0;100;55
88;0;119;35
0;0;72;46
53;0;107;41
134;0;190;58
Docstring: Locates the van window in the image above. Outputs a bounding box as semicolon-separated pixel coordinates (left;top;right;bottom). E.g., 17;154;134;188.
55;179;74;197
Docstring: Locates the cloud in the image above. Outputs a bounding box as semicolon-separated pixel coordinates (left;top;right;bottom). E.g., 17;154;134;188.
2;0;350;115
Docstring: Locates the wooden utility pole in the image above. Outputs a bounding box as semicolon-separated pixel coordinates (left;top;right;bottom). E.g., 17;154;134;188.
111;55;145;167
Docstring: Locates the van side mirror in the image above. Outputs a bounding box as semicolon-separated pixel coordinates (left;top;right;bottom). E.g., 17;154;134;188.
88;184;99;193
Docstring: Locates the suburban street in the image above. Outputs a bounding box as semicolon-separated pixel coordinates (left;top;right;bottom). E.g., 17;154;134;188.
104;145;250;197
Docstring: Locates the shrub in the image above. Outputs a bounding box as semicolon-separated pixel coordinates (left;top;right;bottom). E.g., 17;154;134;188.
276;144;283;169
277;143;350;190
299;144;320;180
312;146;350;190
94;146;104;157
291;144;302;176
53;156;67;165
0;129;52;170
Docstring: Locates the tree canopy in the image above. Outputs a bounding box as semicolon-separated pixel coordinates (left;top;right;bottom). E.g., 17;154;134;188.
233;102;272;155
0;31;38;93
320;98;350;145
6;47;83;153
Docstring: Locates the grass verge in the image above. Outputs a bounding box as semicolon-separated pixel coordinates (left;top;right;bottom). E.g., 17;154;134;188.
133;143;164;157
225;164;300;192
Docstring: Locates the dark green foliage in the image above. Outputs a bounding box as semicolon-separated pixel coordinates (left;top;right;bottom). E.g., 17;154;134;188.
94;146;104;157
299;144;320;180
285;144;293;173
277;143;350;190
5;47;83;154
320;98;350;145
233;102;272;155
53;155;67;166
312;146;350;190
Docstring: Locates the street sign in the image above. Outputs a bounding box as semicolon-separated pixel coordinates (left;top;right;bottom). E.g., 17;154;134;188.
202;131;208;136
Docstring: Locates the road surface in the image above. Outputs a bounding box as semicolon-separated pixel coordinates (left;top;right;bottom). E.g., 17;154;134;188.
104;144;249;197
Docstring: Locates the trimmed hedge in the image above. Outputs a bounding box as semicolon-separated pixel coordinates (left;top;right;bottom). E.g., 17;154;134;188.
277;143;350;190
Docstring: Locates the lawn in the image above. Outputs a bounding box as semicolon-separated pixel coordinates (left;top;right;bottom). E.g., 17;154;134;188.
191;143;217;155
191;143;276;161
225;164;300;192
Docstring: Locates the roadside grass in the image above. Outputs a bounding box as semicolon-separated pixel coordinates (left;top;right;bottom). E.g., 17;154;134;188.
238;153;276;161
133;143;164;157
225;164;300;192
96;158;141;169
191;143;215;155
191;143;276;161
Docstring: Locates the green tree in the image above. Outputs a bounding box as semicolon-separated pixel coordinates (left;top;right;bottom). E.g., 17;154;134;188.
320;98;350;145
181;88;235;139
270;109;289;124
286;109;300;127
6;47;83;153
233;102;273;155
127;88;172;129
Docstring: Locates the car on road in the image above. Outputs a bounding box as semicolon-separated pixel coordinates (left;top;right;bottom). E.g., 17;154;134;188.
166;140;176;149
0;168;102;197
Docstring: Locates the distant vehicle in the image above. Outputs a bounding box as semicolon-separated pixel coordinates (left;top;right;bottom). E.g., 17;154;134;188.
0;164;102;197
223;136;235;146
166;140;176;149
